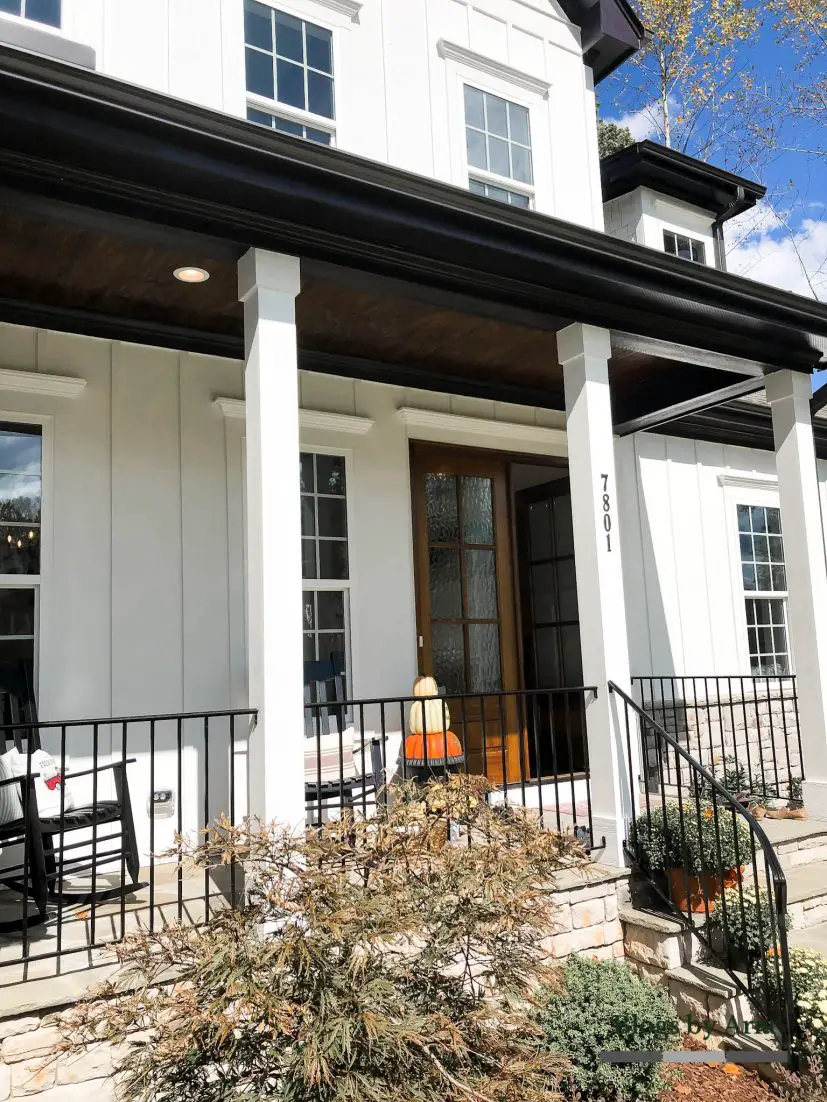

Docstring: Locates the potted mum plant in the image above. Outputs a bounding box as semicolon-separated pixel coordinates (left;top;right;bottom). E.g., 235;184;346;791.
629;802;752;914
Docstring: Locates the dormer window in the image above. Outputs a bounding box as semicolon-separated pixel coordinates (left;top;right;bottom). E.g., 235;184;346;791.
0;0;60;26
663;230;706;264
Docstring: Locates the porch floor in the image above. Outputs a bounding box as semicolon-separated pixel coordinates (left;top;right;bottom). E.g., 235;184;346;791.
0;861;234;999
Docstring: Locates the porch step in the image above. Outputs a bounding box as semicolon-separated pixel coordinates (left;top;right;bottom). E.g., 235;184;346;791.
760;816;827;871
789;920;827;954
783;861;827;928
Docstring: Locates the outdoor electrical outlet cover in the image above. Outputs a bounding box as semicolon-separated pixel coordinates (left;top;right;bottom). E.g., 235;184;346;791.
149;789;175;818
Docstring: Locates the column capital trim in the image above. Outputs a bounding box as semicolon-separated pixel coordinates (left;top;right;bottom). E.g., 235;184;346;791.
238;249;301;303
557;323;612;366
765;368;812;405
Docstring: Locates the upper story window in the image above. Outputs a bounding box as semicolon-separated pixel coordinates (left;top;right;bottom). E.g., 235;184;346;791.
737;504;789;675
0;0;60;26
244;0;335;146
0;425;41;576
464;85;533;208
663;229;706;264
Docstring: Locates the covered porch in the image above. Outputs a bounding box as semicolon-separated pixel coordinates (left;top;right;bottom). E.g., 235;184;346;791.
0;41;826;995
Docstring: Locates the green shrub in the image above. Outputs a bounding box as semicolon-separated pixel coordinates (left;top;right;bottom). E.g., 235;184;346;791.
536;956;680;1102
707;885;791;960
629;801;752;874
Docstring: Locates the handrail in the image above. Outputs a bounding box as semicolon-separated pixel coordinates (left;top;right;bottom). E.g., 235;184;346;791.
609;680;794;1049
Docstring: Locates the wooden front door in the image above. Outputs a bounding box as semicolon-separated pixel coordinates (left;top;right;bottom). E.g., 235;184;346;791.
514;478;586;777
410;444;523;784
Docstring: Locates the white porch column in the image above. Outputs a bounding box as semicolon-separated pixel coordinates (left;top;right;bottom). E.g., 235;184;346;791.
238;248;306;829
766;369;827;814
559;323;637;866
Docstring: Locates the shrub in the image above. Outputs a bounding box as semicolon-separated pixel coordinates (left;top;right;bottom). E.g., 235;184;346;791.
535;956;680;1102
707;885;791;960
61;775;587;1102
629;801;752;874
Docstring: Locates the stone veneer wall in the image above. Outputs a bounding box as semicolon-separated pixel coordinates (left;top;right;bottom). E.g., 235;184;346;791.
0;867;631;1096
643;686;801;800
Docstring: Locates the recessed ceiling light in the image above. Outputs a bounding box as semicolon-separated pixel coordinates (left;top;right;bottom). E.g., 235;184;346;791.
173;266;210;283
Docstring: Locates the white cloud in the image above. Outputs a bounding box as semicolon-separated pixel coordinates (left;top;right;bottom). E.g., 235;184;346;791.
605;102;661;142
726;205;827;300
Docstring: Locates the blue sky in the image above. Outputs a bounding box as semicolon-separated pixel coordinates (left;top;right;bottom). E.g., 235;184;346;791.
601;14;826;386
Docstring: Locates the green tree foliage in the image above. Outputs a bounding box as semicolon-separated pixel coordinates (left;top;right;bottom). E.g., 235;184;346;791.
598;119;636;158
63;775;588;1102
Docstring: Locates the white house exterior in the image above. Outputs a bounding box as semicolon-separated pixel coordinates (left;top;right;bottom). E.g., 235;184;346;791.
0;0;826;1031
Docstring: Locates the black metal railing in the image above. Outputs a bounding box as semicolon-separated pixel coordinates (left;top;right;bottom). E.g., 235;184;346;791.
633;675;802;805
304;686;597;848
612;682;794;1048
0;708;256;973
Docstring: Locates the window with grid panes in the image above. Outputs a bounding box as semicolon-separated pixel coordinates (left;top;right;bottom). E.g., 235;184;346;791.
244;0;334;145
463;85;533;207
300;452;350;690
737;504;790;675
663;229;706;264
0;0;59;27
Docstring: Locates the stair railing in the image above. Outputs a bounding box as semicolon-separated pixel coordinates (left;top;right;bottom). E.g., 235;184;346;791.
609;682;794;1049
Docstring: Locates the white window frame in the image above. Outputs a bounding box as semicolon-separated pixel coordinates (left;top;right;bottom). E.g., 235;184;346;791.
663;228;707;265
721;478;792;676
0;412;54;709
300;444;355;695
243;0;341;146
444;57;553;213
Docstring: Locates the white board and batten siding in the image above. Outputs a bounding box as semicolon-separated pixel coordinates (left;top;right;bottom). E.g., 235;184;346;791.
615;432;827;683
0;322;245;860
52;0;603;232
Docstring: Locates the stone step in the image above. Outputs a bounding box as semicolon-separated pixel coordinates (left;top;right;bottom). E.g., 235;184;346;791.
783;861;827;928
758;817;827;871
620;905;705;970
788;918;827;954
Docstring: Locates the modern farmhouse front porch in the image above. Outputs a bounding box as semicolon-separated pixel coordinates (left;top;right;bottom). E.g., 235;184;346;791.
0;45;827;1040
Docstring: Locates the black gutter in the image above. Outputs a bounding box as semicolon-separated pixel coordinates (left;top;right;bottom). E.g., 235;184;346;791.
0;46;824;372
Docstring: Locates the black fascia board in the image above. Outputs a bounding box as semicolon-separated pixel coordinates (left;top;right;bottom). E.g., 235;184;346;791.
558;0;646;82
0;45;823;374
601;141;766;221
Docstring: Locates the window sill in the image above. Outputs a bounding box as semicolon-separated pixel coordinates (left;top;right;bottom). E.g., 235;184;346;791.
0;15;95;69
245;94;336;138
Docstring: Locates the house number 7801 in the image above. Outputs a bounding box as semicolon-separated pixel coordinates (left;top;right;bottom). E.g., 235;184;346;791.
600;473;613;551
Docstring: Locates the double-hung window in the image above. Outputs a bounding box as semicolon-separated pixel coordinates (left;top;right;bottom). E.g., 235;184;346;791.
301;452;351;692
244;0;335;145
463;85;533;208
663;230;706;264
737;504;790;675
0;0;59;26
0;424;42;700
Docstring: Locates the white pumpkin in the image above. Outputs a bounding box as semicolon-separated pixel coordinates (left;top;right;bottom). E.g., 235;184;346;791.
409;675;451;735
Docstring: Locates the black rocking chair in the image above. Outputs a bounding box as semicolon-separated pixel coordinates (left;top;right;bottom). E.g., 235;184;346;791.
0;662;140;914
304;657;386;823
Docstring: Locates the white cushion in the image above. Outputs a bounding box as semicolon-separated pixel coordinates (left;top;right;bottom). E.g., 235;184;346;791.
0;750;22;826
4;748;75;818
304;729;357;785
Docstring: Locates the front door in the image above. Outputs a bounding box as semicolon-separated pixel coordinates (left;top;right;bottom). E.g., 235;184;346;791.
410;444;523;784
514;478;586;777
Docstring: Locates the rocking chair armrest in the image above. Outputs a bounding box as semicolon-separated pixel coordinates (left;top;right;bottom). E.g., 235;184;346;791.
63;758;137;781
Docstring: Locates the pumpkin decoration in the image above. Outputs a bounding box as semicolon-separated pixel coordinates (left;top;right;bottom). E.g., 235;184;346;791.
404;676;464;768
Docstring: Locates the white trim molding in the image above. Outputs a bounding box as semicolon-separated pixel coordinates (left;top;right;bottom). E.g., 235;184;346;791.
436;40;550;98
311;0;362;19
213;398;374;435
717;473;779;492
0;368;86;400
397;407;566;450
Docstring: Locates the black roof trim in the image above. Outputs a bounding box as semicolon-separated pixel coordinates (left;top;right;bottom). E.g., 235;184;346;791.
0;46;823;373
559;0;647;82
601;141;766;220
667;401;827;460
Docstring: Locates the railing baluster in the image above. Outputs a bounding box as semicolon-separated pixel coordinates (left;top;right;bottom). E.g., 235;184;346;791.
203;715;210;922
120;721;127;942
531;691;544;830
149;719;155;934
177;715;183;923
